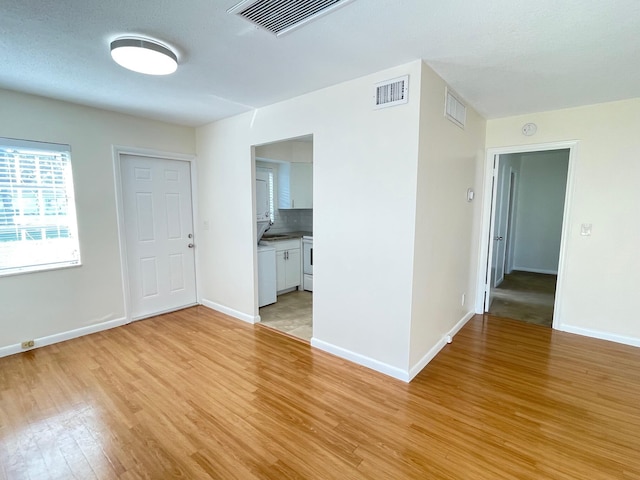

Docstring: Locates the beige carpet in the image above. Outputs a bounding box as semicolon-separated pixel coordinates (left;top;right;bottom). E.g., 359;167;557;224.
489;271;557;327
259;290;312;341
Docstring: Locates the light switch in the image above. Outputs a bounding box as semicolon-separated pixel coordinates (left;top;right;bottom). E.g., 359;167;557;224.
580;223;592;236
203;220;210;231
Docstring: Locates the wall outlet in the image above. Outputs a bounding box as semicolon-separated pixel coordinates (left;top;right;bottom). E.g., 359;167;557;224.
21;340;35;349
461;293;465;306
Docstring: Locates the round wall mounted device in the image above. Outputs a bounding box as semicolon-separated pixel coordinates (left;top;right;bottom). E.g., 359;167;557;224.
522;122;537;136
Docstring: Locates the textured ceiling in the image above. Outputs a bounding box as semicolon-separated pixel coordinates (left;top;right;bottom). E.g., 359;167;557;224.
1;0;639;126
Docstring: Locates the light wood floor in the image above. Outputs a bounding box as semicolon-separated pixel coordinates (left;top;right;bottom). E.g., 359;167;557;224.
2;307;639;479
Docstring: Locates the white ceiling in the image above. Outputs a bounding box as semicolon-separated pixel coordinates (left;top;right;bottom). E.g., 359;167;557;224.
2;0;639;126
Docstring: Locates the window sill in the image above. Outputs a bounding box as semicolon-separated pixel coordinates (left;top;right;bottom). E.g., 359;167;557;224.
0;262;82;278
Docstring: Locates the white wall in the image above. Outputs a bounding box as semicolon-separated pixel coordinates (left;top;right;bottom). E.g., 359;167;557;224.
196;61;423;375
0;89;195;353
255;139;312;163
512;150;568;274
486;98;640;346
409;68;487;370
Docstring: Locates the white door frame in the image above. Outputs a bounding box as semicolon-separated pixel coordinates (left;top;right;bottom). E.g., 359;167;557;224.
112;145;199;323
475;140;578;329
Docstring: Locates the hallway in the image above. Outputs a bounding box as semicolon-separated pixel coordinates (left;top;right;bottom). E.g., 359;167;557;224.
489;270;557;327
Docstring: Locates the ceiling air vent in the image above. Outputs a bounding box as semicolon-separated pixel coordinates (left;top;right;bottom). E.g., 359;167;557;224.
445;87;466;129
229;0;357;36
374;75;409;109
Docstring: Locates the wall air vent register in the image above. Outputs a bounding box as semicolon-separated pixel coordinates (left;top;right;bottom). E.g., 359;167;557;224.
445;87;466;129
229;0;357;36
374;76;409;109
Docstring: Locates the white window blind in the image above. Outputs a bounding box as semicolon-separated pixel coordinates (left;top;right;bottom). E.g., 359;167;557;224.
257;166;275;223
0;137;81;275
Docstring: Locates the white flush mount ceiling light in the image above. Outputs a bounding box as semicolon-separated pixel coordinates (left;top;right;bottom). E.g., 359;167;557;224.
110;38;178;75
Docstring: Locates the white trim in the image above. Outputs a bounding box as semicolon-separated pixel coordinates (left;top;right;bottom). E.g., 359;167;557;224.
408;337;449;382
512;266;558;275
251;150;260;320
486;154;501;299
310;338;410;382
112;145;198;323
310;312;476;383
551;144;578;330
449;310;475;338
200;298;259;324
558;324;640;348
0;317;127;359
475;141;578;333
112;145;196;163
407;310;475;381
0;263;81;279
190;160;202;307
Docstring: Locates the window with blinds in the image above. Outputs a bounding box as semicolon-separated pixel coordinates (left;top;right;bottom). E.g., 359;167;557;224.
257;166;275;223
0;137;81;276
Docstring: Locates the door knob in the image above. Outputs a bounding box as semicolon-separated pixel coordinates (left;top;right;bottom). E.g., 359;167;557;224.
188;243;194;248
495;236;504;241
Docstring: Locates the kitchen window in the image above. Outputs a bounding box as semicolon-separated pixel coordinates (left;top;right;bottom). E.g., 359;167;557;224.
257;166;275;223
0;137;81;276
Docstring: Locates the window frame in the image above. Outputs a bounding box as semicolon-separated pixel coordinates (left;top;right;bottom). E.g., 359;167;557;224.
256;165;275;223
0;137;81;277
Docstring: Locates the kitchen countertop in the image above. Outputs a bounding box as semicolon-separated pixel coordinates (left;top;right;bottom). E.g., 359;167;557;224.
260;231;312;241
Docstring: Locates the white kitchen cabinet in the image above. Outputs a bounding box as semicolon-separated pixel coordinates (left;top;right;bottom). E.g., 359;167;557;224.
269;239;301;292
276;248;300;291
278;162;312;209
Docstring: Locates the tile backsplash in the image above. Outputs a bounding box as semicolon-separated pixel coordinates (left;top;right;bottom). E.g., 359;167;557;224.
267;208;313;234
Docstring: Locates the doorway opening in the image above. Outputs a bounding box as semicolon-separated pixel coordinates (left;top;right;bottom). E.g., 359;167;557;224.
477;143;575;328
252;135;313;342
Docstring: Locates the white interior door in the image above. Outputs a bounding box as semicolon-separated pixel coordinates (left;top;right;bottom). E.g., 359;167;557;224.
492;160;511;287
121;155;196;320
484;155;500;311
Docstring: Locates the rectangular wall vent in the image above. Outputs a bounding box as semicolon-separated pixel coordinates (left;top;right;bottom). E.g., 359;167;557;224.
445;87;466;128
229;0;357;36
374;75;409;109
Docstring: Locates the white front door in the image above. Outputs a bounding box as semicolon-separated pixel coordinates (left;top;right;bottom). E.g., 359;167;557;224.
121;155;197;320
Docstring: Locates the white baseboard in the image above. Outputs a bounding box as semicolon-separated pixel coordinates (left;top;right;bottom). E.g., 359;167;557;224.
0;317;128;359
407;337;449;382
558;324;640;348
310;338;411;382
310;311;476;383
407;310;475;381
513;266;558;275
200;298;259;324
449;310;475;338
